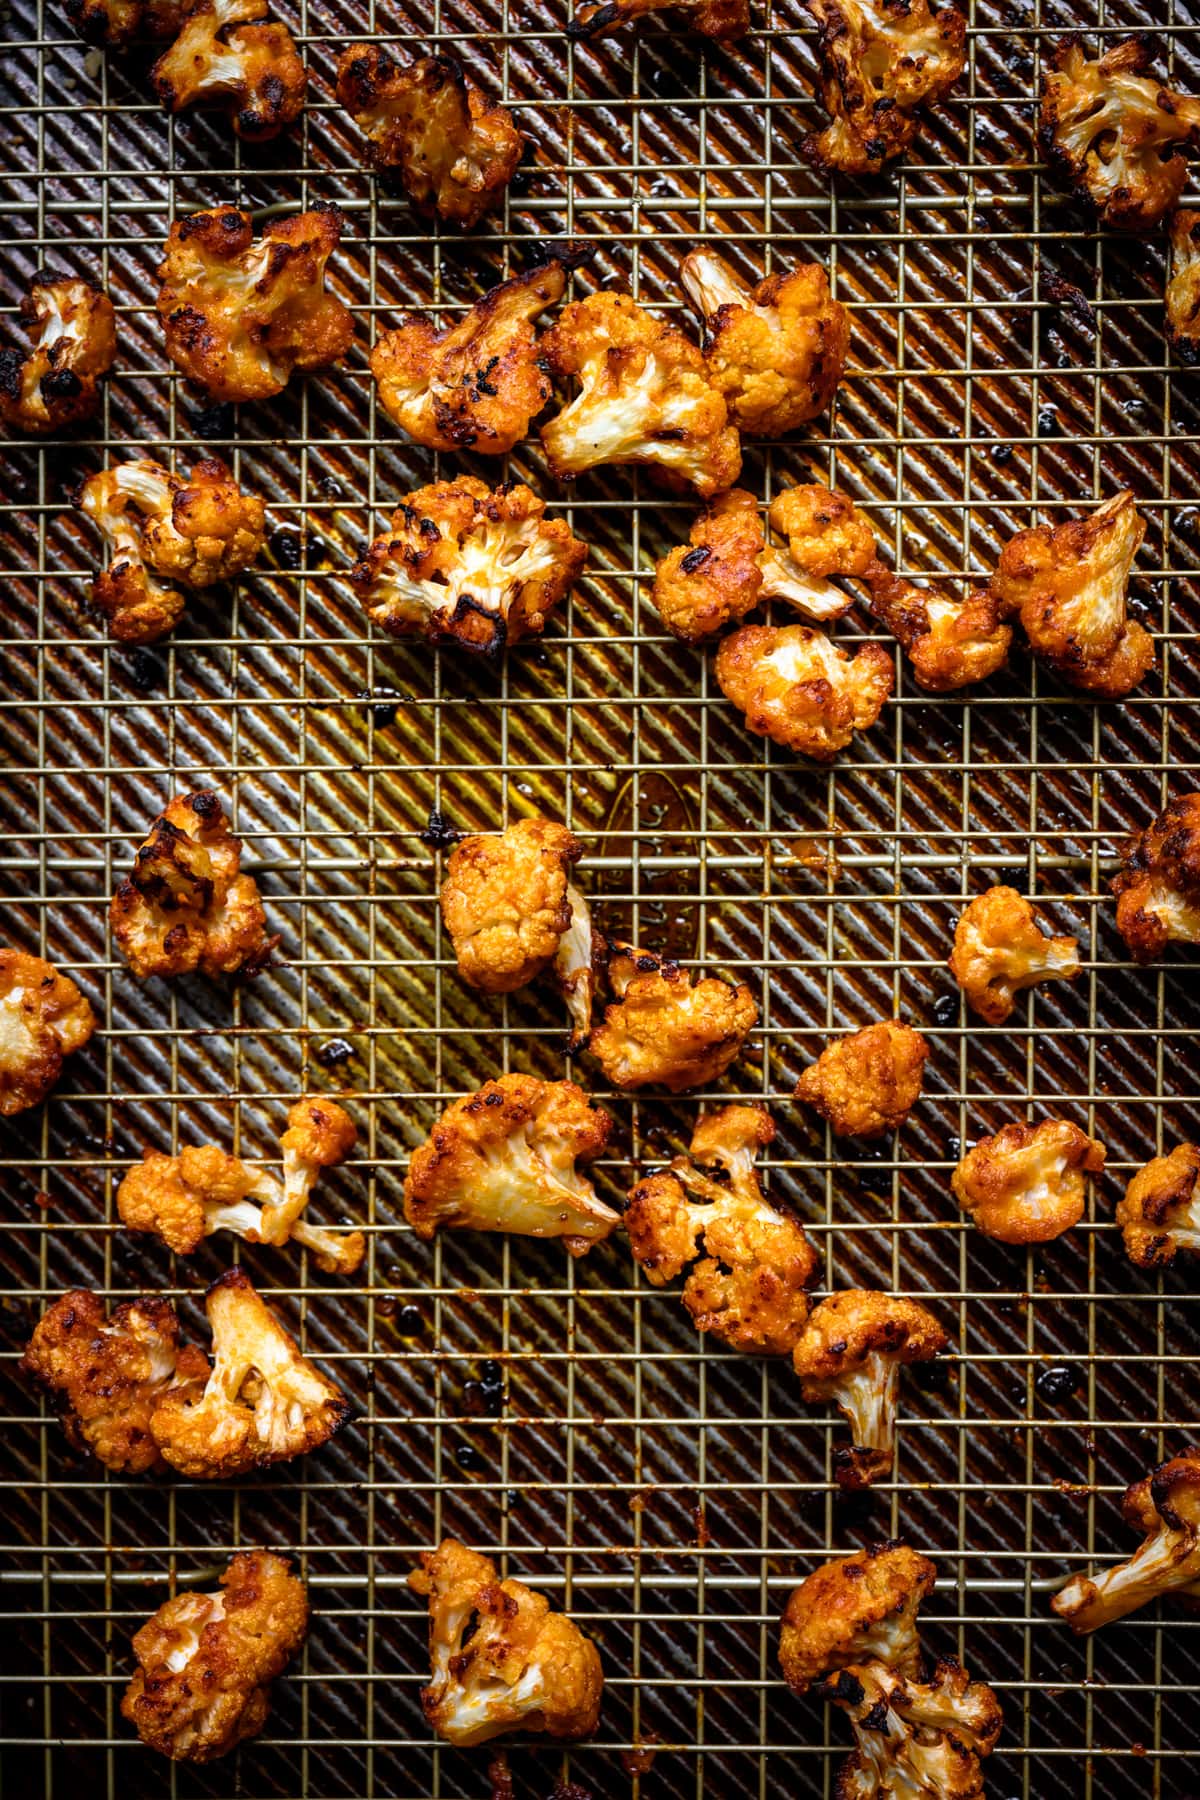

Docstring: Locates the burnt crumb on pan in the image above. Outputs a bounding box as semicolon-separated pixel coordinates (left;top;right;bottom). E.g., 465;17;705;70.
313;1037;355;1068
420;807;463;848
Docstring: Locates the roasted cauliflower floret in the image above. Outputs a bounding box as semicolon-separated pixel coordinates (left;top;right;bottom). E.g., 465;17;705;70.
441;817;580;992
403;1073;617;1256
20;1289;205;1474
567;0;746;42
948;885;1080;1025
1053;1449;1200;1634
1040;37;1200;233
1111;793;1200;962
680;249;848;437
800;0;967;176
779;1543;936;1692
150;1268;349;1480
553;880;597;1054
1117;1144;1200;1270
370;263;567;454
832;1656;1004;1799
0;948;95;1115
352;478;586;657
77;457;265;644
792;1289;947;1490
157;205;352;404
65;0;182;43
151;0;305;140
121;1551;308;1763
793;1019;928;1140
110;791;276;980
865;566;1011;692
715;622;893;761
625;1105;816;1355
1166;210;1200;364
765;483;876;611
541;290;741;499
335;46;521;227
951;1117;1106;1245
0;277;115;436
118;1097;363;1274
991;490;1152;698
410;1538;603;1747
589;943;757;1093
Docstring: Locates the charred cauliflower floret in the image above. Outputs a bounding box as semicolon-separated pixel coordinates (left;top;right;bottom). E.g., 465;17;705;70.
403;1073;617;1256
948;885;1081;1025
77;457;265;644
20;1289;206;1475
441;815;580;986
832;1656;1004;1799
0;948;95;1115
0;277;115;437
951;1117;1106;1245
800;0;967;176
715;622;893;761
150;1268;349;1480
588;943;757;1094
1053;1449;1200;1634
121;1551;308;1763
118;1097;363;1274
110;791;276;981
335;46;521;227
370;263;568;454
679;249;848;437
1111;793;1200;962
764;483;877;617
352;478;586;657
1166;210;1200;364
1116;1144;1200;1270
793;1020;928;1141
991;490;1152;699
410;1538;603;1747
625;1105;817;1355
567;0;746;42
779;1543;936;1692
792;1289;947;1490
151;0;305;139
541;290;741;499
66;0;182;43
1040;37;1200;233
865;566;1011;692
157;205;352;404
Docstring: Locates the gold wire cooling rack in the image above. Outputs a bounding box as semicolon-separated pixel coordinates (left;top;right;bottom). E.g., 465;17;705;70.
3;0;1200;1793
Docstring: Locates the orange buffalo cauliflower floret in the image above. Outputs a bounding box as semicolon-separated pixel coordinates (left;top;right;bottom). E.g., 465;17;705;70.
403;1073;617;1256
1040;37;1200;233
0;948;95;1115
0;277;115;437
588;942;757;1093
1111;794;1200;962
370;262;569;454
567;0;746;41
1053;1449;1200;1635
948;885;1080;1025
1117;1144;1200;1270
779;1543;936;1692
150;1268;349;1480
151;0;306;140
351;477;586;657
121;1551;308;1763
991;490;1152;698
541;290;741;499
77;457;265;644
625;1104;816;1354
952;1117;1105;1245
715;622;893;761
440;817;586;1008
1167;211;1200;365
865;565;1011;692
66;0;182;42
792;1288;947;1489
110;791;276;980
20;1289;206;1474
793;1019;928;1140
335;46;521;227
157;205;352;403
679;248;848;437
800;0;967;176
411;1538;603;1747
118;1097;362;1274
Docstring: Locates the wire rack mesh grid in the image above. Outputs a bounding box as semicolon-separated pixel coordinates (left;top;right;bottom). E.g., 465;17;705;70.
3;0;1200;1793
